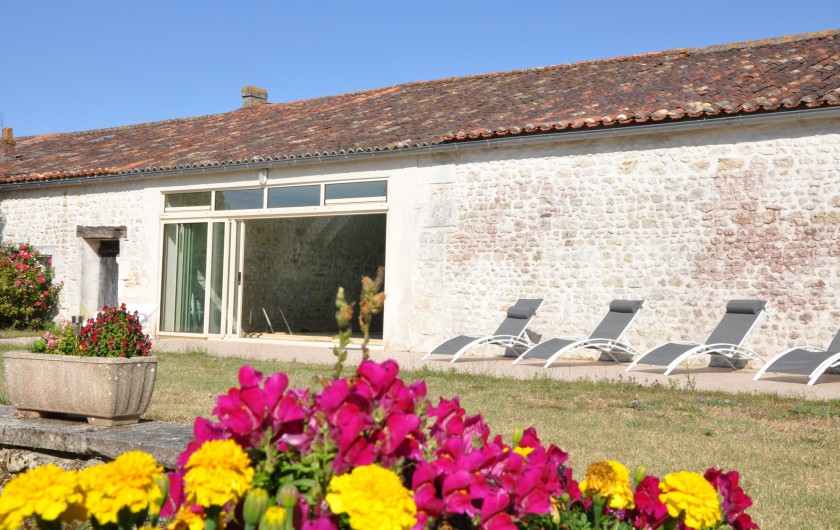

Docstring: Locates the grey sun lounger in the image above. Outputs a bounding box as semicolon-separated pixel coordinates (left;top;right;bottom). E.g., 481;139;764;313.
421;298;544;363
753;327;840;386
513;299;645;368
626;300;767;376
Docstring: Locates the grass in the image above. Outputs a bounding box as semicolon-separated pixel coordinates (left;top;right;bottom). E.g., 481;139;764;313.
0;329;40;340
2;348;838;528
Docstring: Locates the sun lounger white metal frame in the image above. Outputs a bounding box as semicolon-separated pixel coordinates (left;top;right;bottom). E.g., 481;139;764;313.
753;328;840;386
422;298;544;363
512;299;646;368
626;300;767;376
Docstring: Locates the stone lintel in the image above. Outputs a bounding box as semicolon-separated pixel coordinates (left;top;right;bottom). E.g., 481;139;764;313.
76;226;127;239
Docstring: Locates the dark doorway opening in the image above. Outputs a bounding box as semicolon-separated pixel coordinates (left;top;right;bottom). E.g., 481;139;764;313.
241;214;386;338
98;240;119;309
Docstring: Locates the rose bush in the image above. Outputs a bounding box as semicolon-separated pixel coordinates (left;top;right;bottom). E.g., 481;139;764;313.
32;320;78;355
0;242;61;329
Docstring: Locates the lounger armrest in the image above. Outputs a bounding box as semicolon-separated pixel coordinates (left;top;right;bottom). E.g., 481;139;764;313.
704;343;759;354
703;343;766;364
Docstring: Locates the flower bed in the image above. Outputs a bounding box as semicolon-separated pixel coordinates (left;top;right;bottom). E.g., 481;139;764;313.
0;358;758;530
33;304;152;358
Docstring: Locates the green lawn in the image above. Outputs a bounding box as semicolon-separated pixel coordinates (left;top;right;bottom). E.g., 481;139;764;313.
2;348;838;528
0;330;40;340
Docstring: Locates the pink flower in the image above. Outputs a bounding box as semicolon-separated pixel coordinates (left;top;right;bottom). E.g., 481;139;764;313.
317;359;426;472
300;511;338;530
480;490;516;530
160;470;187;518
38;277;45;283
213;366;270;445
441;470;480;516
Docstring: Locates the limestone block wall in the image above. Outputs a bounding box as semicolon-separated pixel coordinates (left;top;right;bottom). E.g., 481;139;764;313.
0;181;160;320
410;116;840;357
2;113;838;359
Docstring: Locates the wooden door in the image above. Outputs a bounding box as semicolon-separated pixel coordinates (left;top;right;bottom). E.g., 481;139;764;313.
98;240;119;309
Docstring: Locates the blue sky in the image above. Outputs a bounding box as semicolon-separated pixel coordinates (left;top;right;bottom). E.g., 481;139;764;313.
2;1;839;137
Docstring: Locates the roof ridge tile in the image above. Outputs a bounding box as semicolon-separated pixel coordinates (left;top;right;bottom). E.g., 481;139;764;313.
3;29;839;183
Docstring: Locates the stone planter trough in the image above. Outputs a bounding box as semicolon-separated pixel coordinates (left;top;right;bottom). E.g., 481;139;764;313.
2;351;157;426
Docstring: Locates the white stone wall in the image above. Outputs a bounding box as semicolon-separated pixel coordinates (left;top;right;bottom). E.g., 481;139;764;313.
0;180;160;320
0;162;417;344
410;115;840;358
2;113;838;359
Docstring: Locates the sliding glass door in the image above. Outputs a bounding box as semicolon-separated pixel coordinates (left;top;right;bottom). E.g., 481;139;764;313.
160;221;230;334
159;213;386;339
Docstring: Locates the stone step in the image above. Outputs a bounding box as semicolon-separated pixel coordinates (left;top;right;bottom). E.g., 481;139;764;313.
0;405;192;470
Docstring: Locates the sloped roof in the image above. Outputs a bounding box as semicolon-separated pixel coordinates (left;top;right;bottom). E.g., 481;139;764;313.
2;30;839;184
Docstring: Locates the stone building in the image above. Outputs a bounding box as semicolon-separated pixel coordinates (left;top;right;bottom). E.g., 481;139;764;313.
1;31;839;356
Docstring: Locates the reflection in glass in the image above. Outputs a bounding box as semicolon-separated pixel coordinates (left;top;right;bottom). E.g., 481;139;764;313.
164;192;211;209
324;181;387;201
267;185;321;208
208;223;225;334
214;189;263;210
160;223;208;333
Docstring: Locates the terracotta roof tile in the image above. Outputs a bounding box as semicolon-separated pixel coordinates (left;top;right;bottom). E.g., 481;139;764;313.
1;30;839;183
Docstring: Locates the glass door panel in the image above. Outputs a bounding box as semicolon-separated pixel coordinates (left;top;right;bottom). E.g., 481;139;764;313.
160;222;208;333
208;222;226;334
225;220;244;336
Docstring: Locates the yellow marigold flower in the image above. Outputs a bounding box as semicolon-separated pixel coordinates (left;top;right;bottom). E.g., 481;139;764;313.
513;446;535;458
0;464;85;530
185;439;254;509
79;451;164;525
259;506;288;530
326;464;416;530
579;460;635;509
167;505;207;530
659;471;722;529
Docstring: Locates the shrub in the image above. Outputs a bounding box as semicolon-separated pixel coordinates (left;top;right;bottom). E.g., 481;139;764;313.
0;242;62;329
32;321;78;355
76;304;152;358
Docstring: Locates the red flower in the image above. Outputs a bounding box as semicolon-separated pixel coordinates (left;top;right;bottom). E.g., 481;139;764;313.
632;475;669;528
704;469;759;530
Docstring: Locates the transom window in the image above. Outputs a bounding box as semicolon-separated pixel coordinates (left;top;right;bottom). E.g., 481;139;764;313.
163;180;387;212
